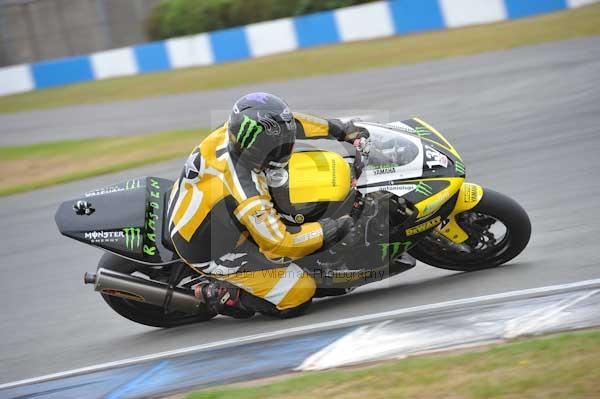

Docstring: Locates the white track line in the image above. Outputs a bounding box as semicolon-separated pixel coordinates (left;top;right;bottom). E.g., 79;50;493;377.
1;278;599;390
503;289;600;338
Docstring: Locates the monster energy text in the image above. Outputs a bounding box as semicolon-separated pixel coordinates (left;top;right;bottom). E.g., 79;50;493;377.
237;115;263;149
85;230;124;244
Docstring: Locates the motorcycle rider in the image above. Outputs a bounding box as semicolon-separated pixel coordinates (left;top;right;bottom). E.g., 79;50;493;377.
167;92;367;319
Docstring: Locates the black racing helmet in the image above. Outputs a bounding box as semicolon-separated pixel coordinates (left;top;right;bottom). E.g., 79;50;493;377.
227;92;297;170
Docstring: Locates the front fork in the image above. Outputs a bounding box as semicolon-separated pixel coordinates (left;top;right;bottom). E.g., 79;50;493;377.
439;183;484;244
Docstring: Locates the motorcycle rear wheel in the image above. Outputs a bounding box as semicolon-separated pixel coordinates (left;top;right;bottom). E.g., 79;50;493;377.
98;253;216;328
409;188;531;272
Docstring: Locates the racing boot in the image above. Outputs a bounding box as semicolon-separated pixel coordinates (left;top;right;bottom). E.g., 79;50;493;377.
194;280;255;319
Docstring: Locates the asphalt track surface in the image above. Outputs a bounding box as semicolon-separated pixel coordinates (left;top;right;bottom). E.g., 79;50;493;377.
1;37;599;384
1;37;599;146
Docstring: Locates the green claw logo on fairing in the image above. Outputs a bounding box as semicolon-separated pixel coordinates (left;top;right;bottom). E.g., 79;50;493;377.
455;160;465;174
414;126;431;137
379;241;412;260
125;179;141;190
123;227;141;250
121;178;162;255
415;181;433;196
237;115;263;149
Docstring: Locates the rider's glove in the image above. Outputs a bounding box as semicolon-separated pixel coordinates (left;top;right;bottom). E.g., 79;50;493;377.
329;119;370;144
342;120;370;144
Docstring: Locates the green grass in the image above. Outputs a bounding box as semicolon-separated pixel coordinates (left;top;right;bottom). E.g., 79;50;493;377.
1;4;600;113
2;4;599;196
0;128;209;196
187;329;600;399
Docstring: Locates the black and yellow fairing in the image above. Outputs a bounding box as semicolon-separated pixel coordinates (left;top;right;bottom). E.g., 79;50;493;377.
55;177;177;265
399;118;484;245
277;118;485;246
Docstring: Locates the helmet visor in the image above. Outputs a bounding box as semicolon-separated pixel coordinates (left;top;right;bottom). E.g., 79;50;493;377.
265;141;294;169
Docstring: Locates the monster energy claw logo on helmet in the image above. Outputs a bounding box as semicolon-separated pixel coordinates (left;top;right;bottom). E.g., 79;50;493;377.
237;115;264;149
228;92;297;170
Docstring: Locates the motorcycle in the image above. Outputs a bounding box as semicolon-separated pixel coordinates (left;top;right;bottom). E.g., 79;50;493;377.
55;118;531;327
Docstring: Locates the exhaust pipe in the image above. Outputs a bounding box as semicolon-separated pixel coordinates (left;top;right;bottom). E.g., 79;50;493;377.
85;267;203;314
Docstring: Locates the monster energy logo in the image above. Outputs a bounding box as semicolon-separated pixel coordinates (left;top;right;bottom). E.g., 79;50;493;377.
414;126;431;137
415;181;433;196
123;227;141;250
455;160;465;174
237;115;263;149
380;241;412;260
125;179;141;190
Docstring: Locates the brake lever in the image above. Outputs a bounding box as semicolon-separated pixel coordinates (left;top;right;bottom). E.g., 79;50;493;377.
353;137;371;157
352;137;370;179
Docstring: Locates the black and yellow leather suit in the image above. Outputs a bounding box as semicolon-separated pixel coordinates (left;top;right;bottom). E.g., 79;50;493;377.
168;113;353;316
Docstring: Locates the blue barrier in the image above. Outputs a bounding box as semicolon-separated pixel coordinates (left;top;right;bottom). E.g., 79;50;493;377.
388;0;445;34
0;0;595;96
210;27;251;63
31;55;94;89
294;11;341;48
505;0;568;18
134;42;172;73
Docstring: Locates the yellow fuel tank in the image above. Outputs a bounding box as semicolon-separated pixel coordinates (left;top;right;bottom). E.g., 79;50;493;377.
288;151;351;204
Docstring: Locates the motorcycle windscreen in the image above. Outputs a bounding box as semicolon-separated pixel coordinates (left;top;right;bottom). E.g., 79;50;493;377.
366;129;420;169
355;123;426;191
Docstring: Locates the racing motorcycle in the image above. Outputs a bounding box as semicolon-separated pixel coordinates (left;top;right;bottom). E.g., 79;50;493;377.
55;118;531;327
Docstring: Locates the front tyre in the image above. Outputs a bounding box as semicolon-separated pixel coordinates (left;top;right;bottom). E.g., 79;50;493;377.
98;253;216;328
409;188;531;271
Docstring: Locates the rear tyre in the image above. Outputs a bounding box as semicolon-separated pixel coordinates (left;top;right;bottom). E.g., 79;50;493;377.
98;253;216;328
409;188;531;272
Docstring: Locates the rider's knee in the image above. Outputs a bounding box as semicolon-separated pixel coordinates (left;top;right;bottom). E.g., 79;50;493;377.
237;266;316;318
269;298;313;319
275;271;316;311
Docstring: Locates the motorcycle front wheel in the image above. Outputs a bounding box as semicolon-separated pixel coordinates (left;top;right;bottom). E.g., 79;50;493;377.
409;188;531;272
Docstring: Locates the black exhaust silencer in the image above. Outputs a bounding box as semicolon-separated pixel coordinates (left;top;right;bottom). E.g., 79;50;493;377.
87;267;203;314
